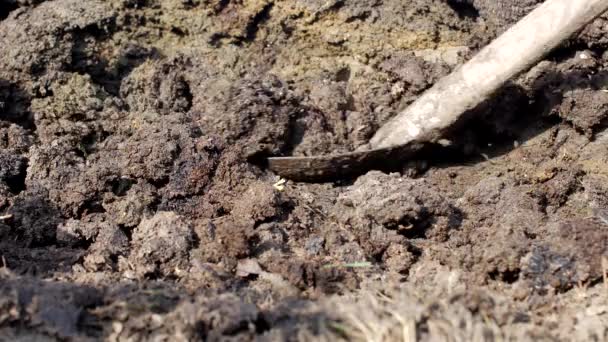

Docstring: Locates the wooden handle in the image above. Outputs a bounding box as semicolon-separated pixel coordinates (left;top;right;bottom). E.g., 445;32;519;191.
369;0;608;149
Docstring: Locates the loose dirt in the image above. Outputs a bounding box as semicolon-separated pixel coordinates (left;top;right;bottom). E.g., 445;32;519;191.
0;0;607;341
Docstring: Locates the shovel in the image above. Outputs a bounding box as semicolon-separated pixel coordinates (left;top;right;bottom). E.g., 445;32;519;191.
268;0;608;181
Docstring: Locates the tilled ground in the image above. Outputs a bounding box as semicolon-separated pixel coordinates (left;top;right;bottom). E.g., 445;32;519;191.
0;0;607;341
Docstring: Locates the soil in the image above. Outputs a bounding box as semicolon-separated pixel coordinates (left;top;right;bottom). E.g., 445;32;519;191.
0;0;607;341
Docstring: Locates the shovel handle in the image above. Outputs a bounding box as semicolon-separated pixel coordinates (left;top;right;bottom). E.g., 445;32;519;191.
369;0;608;149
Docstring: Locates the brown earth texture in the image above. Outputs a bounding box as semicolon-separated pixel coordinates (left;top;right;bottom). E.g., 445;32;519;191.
0;0;608;341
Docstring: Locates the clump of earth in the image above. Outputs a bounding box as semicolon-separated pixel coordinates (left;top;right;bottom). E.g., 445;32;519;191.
0;0;607;340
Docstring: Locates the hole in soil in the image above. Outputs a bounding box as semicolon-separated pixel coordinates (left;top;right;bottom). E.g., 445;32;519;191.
77;199;106;218
213;0;230;13
118;224;133;241
488;268;520;284
446;0;479;19
69;234;96;250
326;0;345;13
0;1;18;20
174;76;193;112
0;81;36;129
75;132;100;158
409;243;423;258
386;211;435;239
336;67;351;82
149;177;170;189
123;0;149;8
111;177;134;196
215;207;230;217
109;254;119;265
171;26;186;37
6;159;27;194
523;230;537;240
393;222;429;239
254;315;271;334
280;20;295;37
